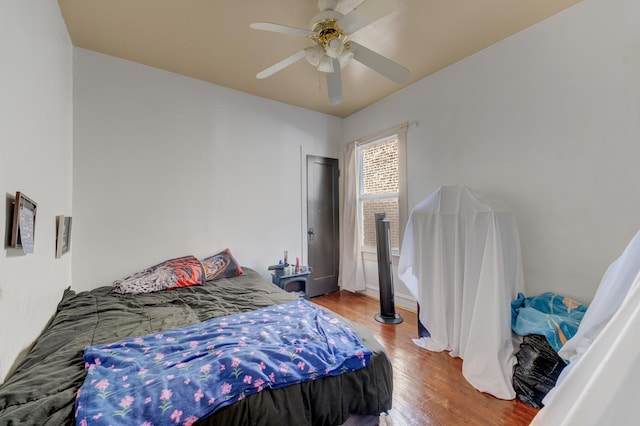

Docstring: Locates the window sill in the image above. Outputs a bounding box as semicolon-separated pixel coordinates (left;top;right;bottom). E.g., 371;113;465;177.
361;249;400;262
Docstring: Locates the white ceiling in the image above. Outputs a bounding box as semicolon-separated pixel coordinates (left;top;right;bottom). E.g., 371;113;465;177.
57;0;582;118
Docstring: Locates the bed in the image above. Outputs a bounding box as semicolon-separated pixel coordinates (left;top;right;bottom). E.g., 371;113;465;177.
0;267;392;425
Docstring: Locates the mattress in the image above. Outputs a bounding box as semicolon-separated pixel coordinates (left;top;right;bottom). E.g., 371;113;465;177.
0;268;392;425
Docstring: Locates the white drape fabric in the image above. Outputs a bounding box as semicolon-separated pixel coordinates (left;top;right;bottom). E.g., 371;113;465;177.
398;186;524;399
532;231;640;425
338;141;365;292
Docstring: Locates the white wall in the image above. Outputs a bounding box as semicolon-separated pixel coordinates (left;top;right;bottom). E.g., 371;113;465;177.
0;1;73;383
345;0;640;304
72;49;342;290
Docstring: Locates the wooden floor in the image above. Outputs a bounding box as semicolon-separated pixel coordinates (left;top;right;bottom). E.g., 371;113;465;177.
312;291;539;426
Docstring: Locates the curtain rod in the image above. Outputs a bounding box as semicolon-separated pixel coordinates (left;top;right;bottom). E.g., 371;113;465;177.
354;120;418;146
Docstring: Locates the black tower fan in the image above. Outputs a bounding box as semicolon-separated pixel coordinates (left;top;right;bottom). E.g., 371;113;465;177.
374;213;403;324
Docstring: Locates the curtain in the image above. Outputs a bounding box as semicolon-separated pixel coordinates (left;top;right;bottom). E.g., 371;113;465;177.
338;141;365;292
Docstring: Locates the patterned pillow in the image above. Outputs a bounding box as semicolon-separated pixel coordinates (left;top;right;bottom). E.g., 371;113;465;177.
200;248;243;281
112;255;205;294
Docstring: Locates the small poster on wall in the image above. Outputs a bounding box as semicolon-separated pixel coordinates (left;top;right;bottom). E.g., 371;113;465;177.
56;215;72;258
9;191;37;253
19;206;35;253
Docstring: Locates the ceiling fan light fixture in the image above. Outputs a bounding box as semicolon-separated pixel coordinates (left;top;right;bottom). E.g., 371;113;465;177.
317;55;334;73
304;44;324;67
325;37;344;59
338;50;354;68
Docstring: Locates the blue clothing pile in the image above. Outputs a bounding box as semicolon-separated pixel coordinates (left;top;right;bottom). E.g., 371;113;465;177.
511;292;587;353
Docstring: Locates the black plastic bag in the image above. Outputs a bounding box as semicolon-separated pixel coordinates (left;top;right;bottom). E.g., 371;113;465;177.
512;334;567;408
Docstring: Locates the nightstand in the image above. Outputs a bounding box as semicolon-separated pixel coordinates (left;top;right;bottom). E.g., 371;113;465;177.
270;267;311;299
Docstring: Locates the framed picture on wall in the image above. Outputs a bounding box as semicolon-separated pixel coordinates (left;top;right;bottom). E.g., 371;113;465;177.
10;191;37;253
56;215;72;258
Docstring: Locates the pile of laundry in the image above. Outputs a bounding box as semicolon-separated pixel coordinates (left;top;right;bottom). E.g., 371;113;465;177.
511;292;587;408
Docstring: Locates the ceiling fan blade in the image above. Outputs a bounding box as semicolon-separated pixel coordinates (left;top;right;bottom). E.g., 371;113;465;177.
338;0;398;34
349;41;410;84
326;59;343;105
256;50;306;79
250;22;315;37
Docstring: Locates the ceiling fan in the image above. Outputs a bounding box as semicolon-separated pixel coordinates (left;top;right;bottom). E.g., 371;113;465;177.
250;0;410;105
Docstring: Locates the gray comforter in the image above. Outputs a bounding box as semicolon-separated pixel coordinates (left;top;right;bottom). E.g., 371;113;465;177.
0;268;392;425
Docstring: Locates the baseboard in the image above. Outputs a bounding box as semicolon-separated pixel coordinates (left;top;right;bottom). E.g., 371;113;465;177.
362;286;416;312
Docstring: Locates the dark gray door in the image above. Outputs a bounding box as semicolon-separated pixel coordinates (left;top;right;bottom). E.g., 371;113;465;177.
306;155;339;298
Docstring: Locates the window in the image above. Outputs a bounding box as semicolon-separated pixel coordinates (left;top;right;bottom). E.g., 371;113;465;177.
340;122;408;291
357;133;404;253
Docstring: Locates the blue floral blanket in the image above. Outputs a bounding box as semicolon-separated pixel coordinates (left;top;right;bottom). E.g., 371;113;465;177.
75;300;371;425
511;292;587;353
